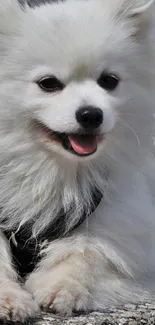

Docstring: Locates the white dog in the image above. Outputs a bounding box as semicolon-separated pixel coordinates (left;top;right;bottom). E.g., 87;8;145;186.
0;0;154;321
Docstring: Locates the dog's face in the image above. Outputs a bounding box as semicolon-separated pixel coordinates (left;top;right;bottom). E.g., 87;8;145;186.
0;0;153;162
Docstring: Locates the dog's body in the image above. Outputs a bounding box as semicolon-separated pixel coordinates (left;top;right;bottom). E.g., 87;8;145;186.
0;0;155;321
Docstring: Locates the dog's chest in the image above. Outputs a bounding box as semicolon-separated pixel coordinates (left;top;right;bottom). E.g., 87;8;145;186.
5;188;103;277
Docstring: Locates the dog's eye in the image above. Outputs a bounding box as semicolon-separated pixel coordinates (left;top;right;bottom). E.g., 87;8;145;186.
37;76;64;92
97;72;120;91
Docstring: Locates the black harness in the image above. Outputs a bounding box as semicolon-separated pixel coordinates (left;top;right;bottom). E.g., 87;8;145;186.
4;188;103;278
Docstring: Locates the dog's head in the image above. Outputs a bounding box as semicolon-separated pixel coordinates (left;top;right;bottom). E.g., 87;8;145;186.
0;0;154;162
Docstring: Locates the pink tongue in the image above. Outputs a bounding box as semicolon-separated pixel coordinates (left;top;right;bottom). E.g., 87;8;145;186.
68;135;97;155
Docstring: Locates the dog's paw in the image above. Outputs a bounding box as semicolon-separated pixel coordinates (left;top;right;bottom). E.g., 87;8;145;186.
41;281;89;315
27;278;90;315
0;283;39;322
26;254;92;315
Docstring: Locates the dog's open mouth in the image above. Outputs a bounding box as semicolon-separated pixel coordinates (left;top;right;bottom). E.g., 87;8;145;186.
36;122;103;157
65;134;98;156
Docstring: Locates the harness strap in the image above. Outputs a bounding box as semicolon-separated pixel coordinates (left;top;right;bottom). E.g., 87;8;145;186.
4;188;103;277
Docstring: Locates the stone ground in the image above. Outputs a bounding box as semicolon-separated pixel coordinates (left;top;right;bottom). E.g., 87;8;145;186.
6;301;155;325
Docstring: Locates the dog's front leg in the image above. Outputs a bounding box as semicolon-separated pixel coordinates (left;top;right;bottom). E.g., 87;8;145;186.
26;235;99;315
0;231;39;322
26;231;133;315
26;205;150;316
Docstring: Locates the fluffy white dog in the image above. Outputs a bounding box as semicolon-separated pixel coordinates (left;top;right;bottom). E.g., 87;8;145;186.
0;0;154;321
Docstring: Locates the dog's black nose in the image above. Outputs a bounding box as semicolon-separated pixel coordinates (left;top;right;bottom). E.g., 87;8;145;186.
76;106;103;129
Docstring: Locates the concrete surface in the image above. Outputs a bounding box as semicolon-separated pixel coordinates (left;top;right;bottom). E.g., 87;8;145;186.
7;301;155;325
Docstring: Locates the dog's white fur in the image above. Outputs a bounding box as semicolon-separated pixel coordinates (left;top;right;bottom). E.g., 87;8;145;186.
0;0;154;320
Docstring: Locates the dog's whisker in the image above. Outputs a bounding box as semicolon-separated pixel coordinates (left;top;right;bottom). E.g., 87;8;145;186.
116;117;140;147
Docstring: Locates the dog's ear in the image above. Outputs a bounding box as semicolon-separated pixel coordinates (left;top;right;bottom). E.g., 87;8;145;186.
0;0;23;14
128;0;154;16
123;0;154;36
0;0;24;53
0;0;24;35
